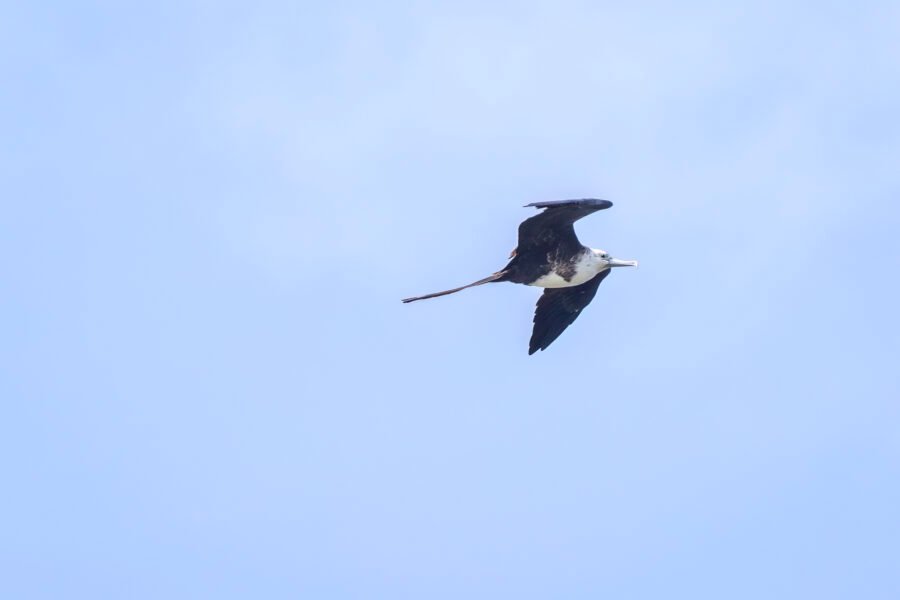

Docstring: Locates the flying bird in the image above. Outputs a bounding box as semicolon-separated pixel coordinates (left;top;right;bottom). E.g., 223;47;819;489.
402;199;638;354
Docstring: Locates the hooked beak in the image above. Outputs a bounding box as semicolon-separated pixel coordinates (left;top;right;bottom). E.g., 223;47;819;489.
607;258;639;268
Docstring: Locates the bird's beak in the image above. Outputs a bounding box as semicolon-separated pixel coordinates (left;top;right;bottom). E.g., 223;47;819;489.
607;258;639;268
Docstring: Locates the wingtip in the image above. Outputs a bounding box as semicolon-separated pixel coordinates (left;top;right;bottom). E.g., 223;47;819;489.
524;198;614;209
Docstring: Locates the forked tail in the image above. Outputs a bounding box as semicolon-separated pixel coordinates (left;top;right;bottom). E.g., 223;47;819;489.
401;271;507;303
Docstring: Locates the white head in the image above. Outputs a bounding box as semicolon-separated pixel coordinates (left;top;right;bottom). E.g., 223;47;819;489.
591;248;639;269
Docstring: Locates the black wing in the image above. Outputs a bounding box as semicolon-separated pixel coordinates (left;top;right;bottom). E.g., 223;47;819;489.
515;199;613;257
528;269;612;355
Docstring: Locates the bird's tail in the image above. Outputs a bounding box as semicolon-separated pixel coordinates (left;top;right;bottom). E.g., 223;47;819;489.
401;271;507;303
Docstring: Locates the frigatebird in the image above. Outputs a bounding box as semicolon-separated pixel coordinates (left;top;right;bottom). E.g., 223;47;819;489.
402;199;638;354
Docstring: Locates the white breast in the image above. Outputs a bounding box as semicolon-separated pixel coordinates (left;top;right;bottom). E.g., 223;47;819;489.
529;251;605;288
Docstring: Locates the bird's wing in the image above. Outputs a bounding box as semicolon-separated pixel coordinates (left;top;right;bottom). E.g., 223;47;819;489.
529;269;612;355
515;199;613;256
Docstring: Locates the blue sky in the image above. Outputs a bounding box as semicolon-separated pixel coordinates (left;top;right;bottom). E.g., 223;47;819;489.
3;1;900;598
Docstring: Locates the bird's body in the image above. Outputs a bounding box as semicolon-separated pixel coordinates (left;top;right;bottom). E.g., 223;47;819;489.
402;199;637;354
526;247;607;288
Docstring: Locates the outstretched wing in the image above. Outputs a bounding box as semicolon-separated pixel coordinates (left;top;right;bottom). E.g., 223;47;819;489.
515;199;613;257
528;269;612;355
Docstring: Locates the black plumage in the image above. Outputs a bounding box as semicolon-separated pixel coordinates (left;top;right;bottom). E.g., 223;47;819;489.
402;199;633;354
528;269;611;355
503;199;613;285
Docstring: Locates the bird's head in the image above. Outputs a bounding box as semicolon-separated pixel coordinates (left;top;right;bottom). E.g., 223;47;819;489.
592;248;639;269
